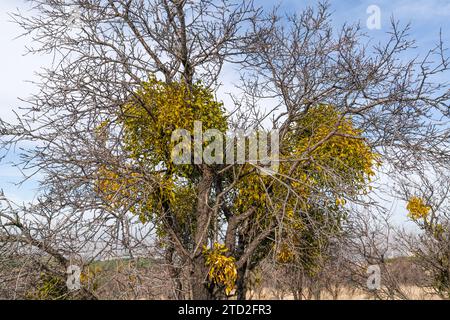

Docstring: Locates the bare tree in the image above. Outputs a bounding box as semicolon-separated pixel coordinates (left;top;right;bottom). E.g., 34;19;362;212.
0;0;449;300
395;168;450;299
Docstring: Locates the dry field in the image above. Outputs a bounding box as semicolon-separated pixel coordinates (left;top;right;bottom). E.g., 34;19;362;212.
247;286;441;300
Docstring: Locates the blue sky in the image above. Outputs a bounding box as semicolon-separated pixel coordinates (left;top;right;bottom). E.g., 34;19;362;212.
0;0;449;227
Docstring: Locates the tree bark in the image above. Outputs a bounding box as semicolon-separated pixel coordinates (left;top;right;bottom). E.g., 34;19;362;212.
191;255;215;300
235;233;248;300
191;166;215;299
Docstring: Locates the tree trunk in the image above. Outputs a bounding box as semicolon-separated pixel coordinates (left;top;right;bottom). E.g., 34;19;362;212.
235;233;249;300
236;261;248;300
191;166;215;300
191;255;215;300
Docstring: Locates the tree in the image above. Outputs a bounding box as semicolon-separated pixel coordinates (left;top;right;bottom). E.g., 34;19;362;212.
1;0;449;300
397;168;450;299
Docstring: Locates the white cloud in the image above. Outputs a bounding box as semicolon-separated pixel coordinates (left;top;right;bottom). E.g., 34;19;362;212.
0;0;51;123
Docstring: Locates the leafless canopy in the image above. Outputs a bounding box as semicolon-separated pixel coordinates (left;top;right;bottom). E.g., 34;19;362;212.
1;0;449;300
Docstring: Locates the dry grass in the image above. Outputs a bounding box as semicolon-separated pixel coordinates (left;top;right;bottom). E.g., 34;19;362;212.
247;286;442;300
